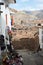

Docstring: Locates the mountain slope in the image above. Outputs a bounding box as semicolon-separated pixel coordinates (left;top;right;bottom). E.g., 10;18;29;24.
23;10;43;20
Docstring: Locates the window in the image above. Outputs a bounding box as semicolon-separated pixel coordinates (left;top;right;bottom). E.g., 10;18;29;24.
0;13;1;16
0;5;3;13
0;5;1;10
14;0;16;3
0;3;4;5
21;20;23;24
42;30;43;34
0;11;1;16
42;29;43;43
42;36;43;43
38;23;41;26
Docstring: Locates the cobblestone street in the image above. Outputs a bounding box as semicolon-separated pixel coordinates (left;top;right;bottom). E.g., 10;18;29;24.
17;50;43;65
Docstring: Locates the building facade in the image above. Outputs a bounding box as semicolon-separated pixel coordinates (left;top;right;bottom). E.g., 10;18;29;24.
0;0;16;36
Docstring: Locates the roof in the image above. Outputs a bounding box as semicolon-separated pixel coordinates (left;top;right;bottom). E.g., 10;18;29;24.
0;0;16;5
5;0;16;3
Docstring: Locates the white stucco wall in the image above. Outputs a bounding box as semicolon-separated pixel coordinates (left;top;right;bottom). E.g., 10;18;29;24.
5;7;11;30
0;4;11;37
1;5;6;36
39;28;43;49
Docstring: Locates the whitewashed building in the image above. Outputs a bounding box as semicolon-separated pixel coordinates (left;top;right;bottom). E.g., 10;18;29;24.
0;0;16;58
0;0;16;36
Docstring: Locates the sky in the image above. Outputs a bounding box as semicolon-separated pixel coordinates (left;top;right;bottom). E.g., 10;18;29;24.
9;0;43;11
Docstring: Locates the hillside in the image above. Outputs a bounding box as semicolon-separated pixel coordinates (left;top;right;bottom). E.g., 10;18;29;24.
10;8;43;26
10;8;42;51
23;10;43;20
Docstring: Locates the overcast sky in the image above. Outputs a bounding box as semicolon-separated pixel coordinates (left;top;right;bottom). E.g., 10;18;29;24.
9;0;43;11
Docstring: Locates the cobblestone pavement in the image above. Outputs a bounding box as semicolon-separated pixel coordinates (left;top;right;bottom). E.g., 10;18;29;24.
17;50;43;65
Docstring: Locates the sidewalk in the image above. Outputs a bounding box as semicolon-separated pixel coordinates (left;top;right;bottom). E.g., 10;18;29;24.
38;49;43;56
